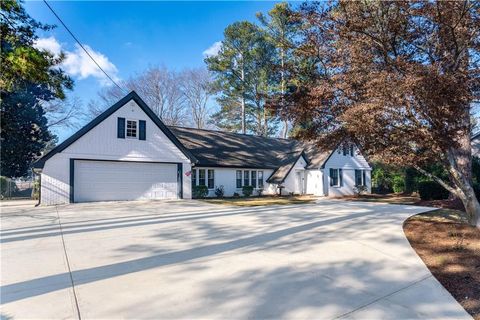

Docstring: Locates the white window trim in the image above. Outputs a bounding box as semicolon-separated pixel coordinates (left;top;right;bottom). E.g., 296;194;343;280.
236;169;265;189
207;169;215;190
192;168;216;190
126;119;138;139
330;168;341;187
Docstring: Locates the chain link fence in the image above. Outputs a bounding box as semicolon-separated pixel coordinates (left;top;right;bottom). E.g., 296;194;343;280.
0;176;39;200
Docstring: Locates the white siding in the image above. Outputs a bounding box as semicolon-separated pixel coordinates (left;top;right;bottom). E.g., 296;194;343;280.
192;167;275;197
41;100;191;205
282;156;308;195
323;145;371;197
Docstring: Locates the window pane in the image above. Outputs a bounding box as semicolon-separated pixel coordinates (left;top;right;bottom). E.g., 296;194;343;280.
258;171;264;188
236;170;242;188
192;169;197;187
199;169;206;186
330;168;338;186
355;170;362;186
251;171;257;188
350;145;354;156
208;170;214;189
126;120;137;137
244;170;249;186
342;145;348;156
363;170;366;186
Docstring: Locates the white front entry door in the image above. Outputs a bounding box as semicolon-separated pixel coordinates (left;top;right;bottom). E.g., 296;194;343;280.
74;160;178;202
296;170;305;195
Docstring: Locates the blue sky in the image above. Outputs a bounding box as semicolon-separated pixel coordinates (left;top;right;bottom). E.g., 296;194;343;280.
25;1;282;141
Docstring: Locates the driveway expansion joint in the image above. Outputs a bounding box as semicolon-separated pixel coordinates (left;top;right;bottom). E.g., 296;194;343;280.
333;274;433;319
55;206;82;320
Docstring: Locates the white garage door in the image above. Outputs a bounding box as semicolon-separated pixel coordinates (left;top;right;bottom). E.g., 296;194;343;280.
74;160;178;202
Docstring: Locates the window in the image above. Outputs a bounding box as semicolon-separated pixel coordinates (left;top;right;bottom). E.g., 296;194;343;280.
251;171;257;188
330;168;343;187
198;169;206;186
192;169;197;187
126;119;137;138
350;144;354;156
355;170;363;186
236;170;242;188
342;144;348;156
258;171;264;188
207;170;214;189
244;170;249;186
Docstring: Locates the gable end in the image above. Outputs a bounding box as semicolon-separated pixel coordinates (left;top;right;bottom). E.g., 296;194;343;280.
33;91;197;169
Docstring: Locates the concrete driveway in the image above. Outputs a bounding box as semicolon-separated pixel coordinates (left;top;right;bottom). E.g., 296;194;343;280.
0;200;471;319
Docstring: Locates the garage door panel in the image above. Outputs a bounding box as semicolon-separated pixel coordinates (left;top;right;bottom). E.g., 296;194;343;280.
74;160;178;202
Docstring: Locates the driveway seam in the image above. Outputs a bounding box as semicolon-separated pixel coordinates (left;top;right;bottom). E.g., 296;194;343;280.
55;206;82;320
332;274;433;319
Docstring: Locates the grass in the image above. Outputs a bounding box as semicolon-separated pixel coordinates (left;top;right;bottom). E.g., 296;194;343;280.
200;195;317;207
404;209;480;319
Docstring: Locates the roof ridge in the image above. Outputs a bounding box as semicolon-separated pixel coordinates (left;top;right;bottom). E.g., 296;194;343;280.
168;125;296;142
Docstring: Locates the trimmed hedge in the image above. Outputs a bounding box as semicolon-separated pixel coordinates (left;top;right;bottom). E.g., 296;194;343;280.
192;185;209;198
418;181;450;200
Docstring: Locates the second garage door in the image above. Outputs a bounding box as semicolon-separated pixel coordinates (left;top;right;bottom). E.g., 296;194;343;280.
74;160;179;202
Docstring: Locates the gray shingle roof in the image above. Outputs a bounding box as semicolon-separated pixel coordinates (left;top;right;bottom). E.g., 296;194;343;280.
169;126;333;183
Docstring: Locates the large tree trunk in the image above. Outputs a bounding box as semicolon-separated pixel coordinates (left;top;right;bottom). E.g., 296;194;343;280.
446;145;480;228
241;64;246;134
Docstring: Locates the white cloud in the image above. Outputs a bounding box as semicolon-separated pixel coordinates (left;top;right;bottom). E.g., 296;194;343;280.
34;36;62;56
203;41;222;58
34;37;120;86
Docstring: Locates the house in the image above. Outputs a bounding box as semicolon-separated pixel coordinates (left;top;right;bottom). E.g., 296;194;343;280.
473;132;480;158
33;91;371;205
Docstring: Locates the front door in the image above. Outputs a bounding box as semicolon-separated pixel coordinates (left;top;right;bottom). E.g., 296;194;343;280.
296;171;305;195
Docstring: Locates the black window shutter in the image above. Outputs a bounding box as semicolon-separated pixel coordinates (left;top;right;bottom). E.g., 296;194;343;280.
339;169;343;187
139;120;146;140
117;117;125;139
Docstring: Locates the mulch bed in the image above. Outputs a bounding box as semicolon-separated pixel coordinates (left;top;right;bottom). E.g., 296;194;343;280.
415;198;465;211
404;214;480;319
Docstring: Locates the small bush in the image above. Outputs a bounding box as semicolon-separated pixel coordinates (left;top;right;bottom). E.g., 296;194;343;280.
418;181;449;200
214;185;224;198
32;179;40;200
233;192;240;197
392;176;405;193
353;185;367;196
257;188;264;196
242;185;254;197
192;185;209;198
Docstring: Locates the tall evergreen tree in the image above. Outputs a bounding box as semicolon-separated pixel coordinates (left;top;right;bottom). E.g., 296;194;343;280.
1;0;73;178
257;2;300;138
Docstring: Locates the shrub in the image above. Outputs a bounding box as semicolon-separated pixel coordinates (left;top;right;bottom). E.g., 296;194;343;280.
353;185;368;196
242;185;254;197
192;185;209;198
233;192;240;197
214;185;224;198
32;179;40;200
392;176;405;193
257;188;264;196
418;181;450;200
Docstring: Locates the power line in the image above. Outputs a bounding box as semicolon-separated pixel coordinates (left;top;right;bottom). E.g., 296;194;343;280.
43;0;126;93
